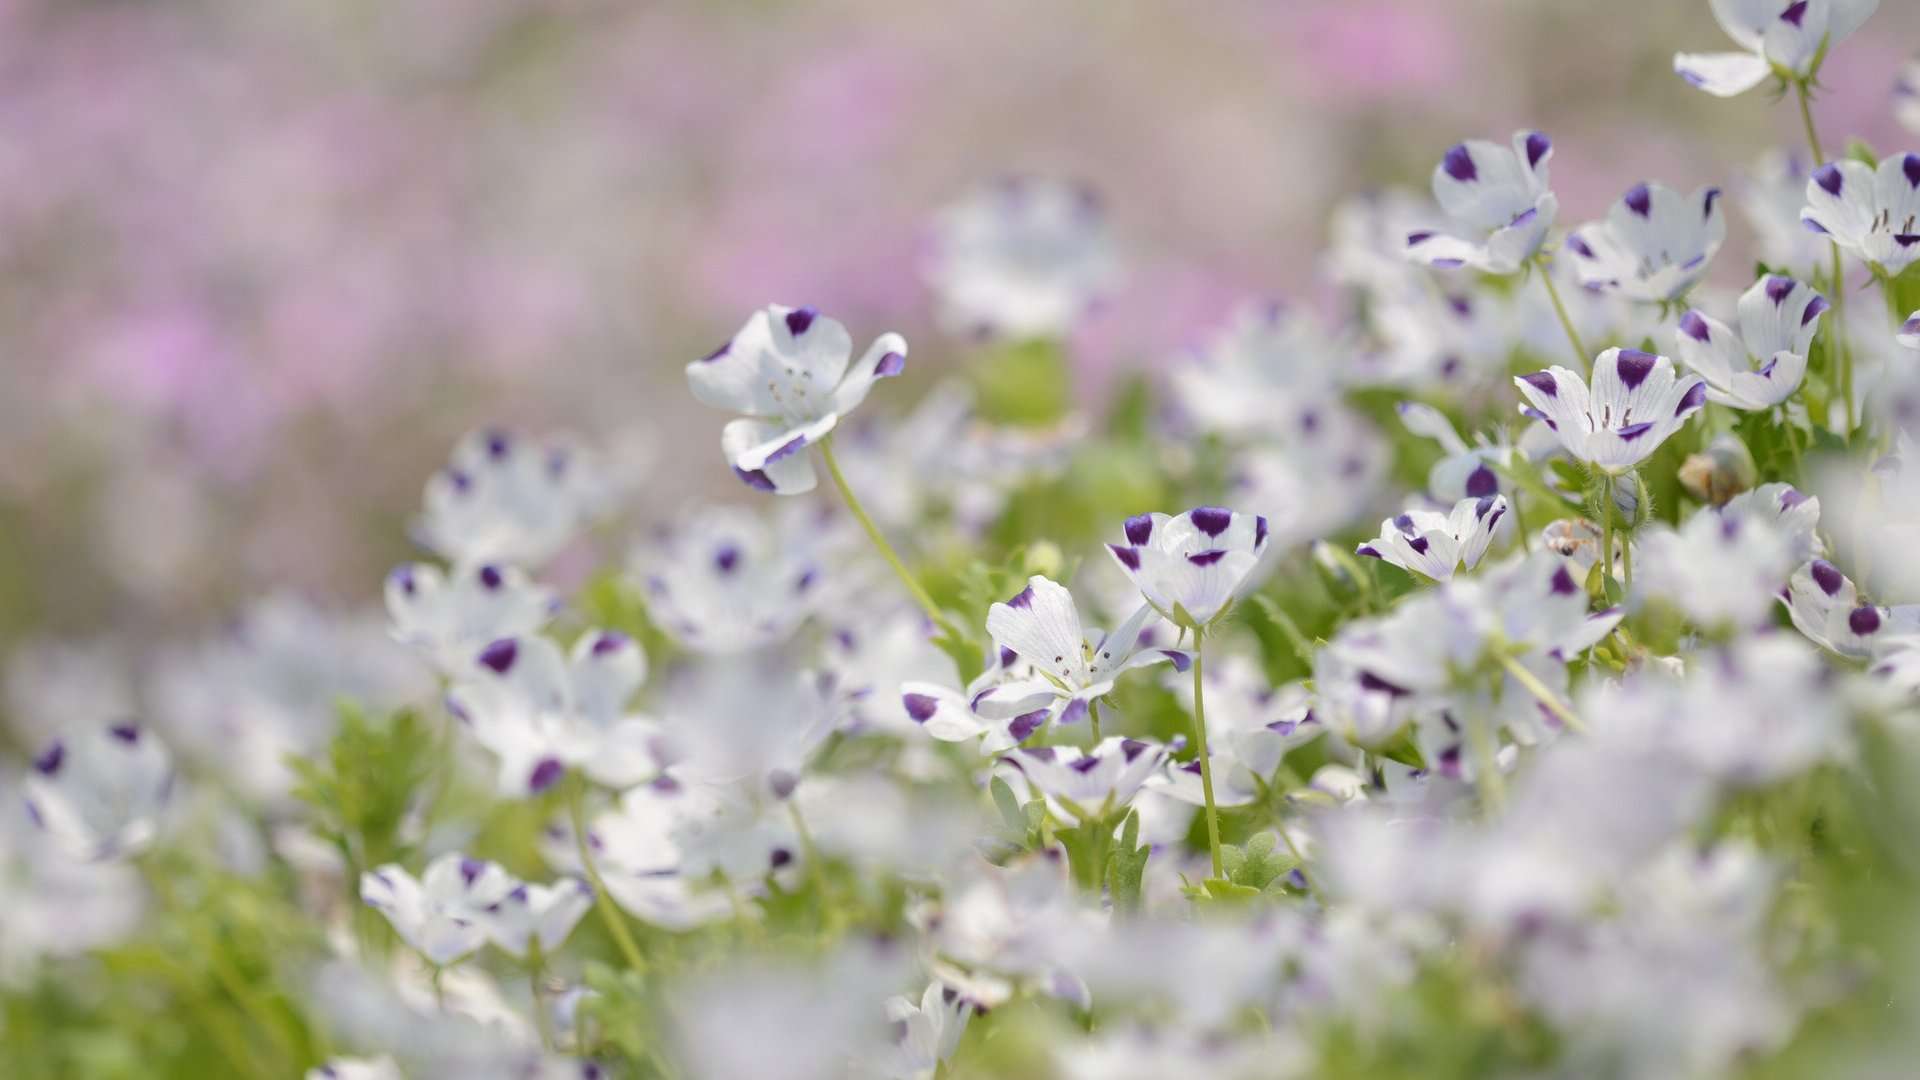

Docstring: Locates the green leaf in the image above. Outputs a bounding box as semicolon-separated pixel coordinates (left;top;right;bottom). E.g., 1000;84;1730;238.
1106;810;1151;915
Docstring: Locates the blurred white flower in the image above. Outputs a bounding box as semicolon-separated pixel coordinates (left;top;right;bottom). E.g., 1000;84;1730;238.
477;876;593;960
1000;736;1174;825
1675;0;1880;95
1405;130;1556;274
631;504;823;654
924;176;1120;340
414;429;606;569
308;1056;405;1080
873;981;972;1080
24;723;173;862
385;561;556;674
1634;503;1795;629
1171;302;1347;437
360;854;516;967
1568;181;1725;304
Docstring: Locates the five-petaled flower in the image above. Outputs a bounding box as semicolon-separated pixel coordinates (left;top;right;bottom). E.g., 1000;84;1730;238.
1801;153;1920;277
1106;507;1271;631
688;304;908;494
414;428;605;570
1674;0;1881;97
1357;495;1510;582
24;723;173;862
1671;275;1827;410
977;575;1191;732
1568;181;1726;304
1406;130;1556;275
1514;349;1707;474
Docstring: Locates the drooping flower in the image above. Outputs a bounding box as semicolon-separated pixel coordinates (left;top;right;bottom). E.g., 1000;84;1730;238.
1567;182;1726;304
413;429;605;570
23;723;174;862
445;631;658;795
686;304;907;495
1634;505;1796;629
923;176;1120;340
1000;737;1176;825
976;575;1190;732
1674;0;1881;96
385;561;557;674
361;854;518;966
1514;349;1707;474
1356;496;1509;582
1671;275;1827;410
632;504;823;653
1801;153;1920;276
1783;558;1920;658
1405;130;1556;274
1106;508;1271;630
477;877;594;959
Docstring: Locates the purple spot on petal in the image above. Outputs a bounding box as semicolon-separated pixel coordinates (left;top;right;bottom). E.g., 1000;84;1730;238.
1810;559;1845;596
1525;131;1551;169
1356;544;1382;559
1702;187;1721;218
784;306;818;336
1442;144;1477;183
1466;463;1499;498
461;858;486;885
1779;488;1809;511
1781;0;1808;26
1617;421;1656;441
1569;235;1596;258
1007;710;1047;743
1254;515;1269;548
1520;371;1558;397
1187;549;1227;566
1850;607;1883;636
904;693;938;722
1406;230;1435;247
32;741;63;775
1814;163;1844;197
1058;698;1089;727
714;545;741;574
1189;506;1232;537
734;466;776;492
1615;349;1657;389
479;638;518;674
479;565;504;591
1766;276;1794;305
765;435;807;463
1802;294;1829;325
485;430;510;459
591;631;629;656
1675;382;1707;416
1007;584;1035;609
1408;537;1431;555
1623;183;1652;217
999;645;1018;669
1124;513;1154;545
1161;650;1192;673
1109;544;1141;571
108;723;139;744
528;758;566;793
1680;311;1712;342
1550;565;1578;595
701;341;730;363
874;351;905;377
1358;671;1410;697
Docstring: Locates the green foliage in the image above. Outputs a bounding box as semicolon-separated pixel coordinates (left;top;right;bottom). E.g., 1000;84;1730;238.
288;702;440;874
1312;954;1559;1080
1105;810;1151;914
969;338;1073;428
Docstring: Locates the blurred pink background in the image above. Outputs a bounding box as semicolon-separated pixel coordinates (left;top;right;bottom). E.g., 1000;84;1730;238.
1;0;1915;648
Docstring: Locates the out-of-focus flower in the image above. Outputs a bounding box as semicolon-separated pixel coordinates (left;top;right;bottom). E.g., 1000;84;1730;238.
1678;434;1760;505
1568;182;1725;304
1671;276;1825;410
874;981;973;1080
0;772;144;978
900;645;1047;753
1900;58;1920;135
478;877;594;960
307;1056;404;1080
1802;155;1920;276
1106;508;1270;630
1001;737;1175;824
1724;483;1823;563
1405;131;1556;274
1674;0;1881;95
1232;407;1387;556
361;854;517;967
1635;504;1795;629
632;504;822;653
385;562;557;674
1356;496;1508;582
687;304;907;495
976;576;1188;734
665;947;908;1080
1154;663;1321;808
446;631;657;796
1783;557;1920;658
1395;402;1507;502
414;429;606;570
23;723;173;862
1514;349;1707;474
1901;310;1920;349
924;176;1119;341
541;781;733;932
1171;302;1346;437
1739;151;1825;275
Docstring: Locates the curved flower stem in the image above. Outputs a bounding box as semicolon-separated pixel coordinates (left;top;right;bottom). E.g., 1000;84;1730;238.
1495;652;1586;735
1087;697;1104;743
1535;257;1589;366
1189;631;1225;879
1796;79;1854;440
820;437;964;641
565;779;649;975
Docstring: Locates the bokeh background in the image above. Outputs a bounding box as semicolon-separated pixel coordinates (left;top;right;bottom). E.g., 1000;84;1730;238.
2;0;1917;733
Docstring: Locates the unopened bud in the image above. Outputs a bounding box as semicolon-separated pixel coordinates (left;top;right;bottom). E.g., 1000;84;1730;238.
1023;540;1064;579
1677;434;1757;506
1609;471;1653;530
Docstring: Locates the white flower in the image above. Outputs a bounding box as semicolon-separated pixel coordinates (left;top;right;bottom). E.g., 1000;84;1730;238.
445;630;657;795
1106;507;1271;630
924;176;1120;340
976;575;1189;733
23;723;173;862
1675;0;1880;96
1153;663;1321;808
1405;131;1556;275
1514;349;1707;474
1171;302;1348;437
541;781;733;931
1801;154;1920;276
361;854;517;966
384;562;556;674
687;304;907;495
307;1057;405;1080
1723;482;1823;564
1739;151;1824;275
1394;402;1509;502
1635;504;1795;629
477;876;594;959
1901;59;1920;136
1000;737;1175;824
413;429;605;569
632;504;822;654
1356;495;1509;582
1232;409;1387;556
875;981;973;1080
900;644;1049;754
1568;182;1726;304
1671;275;1827;410
1783;557;1920;658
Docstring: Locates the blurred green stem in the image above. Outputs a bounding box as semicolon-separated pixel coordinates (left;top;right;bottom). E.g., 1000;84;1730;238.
1535;257;1589;366
1797;79;1854;440
565;778;649;974
820;437;964;642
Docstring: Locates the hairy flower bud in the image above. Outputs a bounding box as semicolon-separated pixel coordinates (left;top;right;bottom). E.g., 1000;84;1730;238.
1677;434;1757;506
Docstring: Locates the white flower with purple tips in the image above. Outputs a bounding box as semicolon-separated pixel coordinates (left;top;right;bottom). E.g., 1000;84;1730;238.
632;504;822;654
687;304;908;495
385;561;557;674
477;876;594;959
1671;275;1826;410
1405;130;1556;275
1801;152;1920;276
1514;349;1707;475
876;981;973;1080
360;853;517;966
924;175;1120;340
1106;507;1270;631
1357;495;1509;583
1154;664;1321;808
1783;558;1920;659
1675;0;1881;96
446;630;658;796
1395;402;1511;503
1001;736;1175;824
23;722;173;862
1635;505;1796;629
414;428;605;569
1567;182;1726;304
1171;302;1347;438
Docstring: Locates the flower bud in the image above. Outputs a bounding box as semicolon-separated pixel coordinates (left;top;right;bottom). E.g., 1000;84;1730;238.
1023;540;1064;579
1677;434;1757;506
1609;470;1653;530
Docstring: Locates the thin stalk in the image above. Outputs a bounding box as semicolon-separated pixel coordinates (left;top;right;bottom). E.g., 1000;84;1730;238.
1467;708;1506;814
1496;652;1586;735
1087;697;1103;743
1797;80;1854;439
820;437;962;640
1536;258;1589;366
786;800;841;932
527;941;554;1051
1599;475;1616;590
1189;632;1225;879
565;780;649;974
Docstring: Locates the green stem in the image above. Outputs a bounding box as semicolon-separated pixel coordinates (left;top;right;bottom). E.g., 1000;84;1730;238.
786;800;841;932
1189;633;1225;879
1599;475;1616;590
1495;652;1586;735
1087;697;1103;743
565;780;649;974
1797;79;1854;440
1536;257;1589;366
527;941;554;1051
820;437;962;640
1467;704;1506;815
